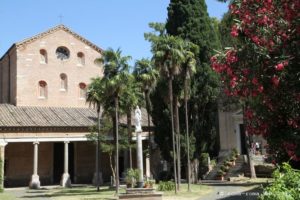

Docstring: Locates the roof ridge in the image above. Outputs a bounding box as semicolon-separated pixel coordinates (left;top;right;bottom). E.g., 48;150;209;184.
15;24;103;53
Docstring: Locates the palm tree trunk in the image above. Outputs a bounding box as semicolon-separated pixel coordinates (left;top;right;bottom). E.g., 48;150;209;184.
127;112;133;169
184;78;191;192
145;90;151;179
96;107;101;192
174;96;181;190
168;77;178;194
115;96;120;195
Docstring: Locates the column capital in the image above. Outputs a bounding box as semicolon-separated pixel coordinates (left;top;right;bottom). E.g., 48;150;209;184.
0;139;8;147
64;141;70;144
33;141;39;145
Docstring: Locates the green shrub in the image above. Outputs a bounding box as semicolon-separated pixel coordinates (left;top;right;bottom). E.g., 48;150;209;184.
125;168;140;187
220;165;227;172
232;148;238;155
217;169;225;176
259;163;300;200
157;181;176;191
210;159;216;167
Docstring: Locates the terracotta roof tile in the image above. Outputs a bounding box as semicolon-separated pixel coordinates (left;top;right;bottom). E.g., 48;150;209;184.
0;104;153;128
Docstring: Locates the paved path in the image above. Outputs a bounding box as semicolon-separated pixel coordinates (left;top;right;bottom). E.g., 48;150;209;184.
197;183;263;200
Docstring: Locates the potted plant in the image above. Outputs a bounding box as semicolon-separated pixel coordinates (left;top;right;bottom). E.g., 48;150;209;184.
230;155;236;166
217;170;226;180
144;180;155;188
125;169;140;188
232;148;239;157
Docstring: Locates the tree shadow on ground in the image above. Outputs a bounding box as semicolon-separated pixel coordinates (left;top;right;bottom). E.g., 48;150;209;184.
20;187;117;199
218;187;263;200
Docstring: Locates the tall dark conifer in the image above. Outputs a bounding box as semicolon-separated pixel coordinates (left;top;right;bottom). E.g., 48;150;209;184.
165;0;221;181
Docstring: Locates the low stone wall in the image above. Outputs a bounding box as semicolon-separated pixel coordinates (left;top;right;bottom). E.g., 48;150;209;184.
119;188;162;200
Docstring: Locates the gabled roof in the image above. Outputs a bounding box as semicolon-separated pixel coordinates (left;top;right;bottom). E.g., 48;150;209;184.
16;24;103;53
0;24;103;61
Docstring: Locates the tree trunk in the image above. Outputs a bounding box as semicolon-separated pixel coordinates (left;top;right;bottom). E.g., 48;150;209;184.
243;105;256;179
96;107;101;191
184;78;191;191
168;77;178;194
246;133;257;178
109;152;116;186
174;95;181;190
127;112;133;169
115;96;120;195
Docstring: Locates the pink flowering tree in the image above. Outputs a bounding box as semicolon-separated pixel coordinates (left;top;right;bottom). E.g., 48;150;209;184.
212;0;300;164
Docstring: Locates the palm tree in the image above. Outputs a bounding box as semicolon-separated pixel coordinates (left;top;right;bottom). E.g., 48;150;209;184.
86;77;106;192
120;74;143;169
134;58;159;177
95;48;131;195
181;41;198;191
146;31;185;193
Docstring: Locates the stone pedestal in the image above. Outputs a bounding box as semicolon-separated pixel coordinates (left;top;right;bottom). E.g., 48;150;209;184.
119;188;162;200
61;173;71;187
29;174;40;189
136;131;144;188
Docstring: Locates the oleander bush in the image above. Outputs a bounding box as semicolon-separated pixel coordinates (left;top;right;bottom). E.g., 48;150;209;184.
259;163;300;200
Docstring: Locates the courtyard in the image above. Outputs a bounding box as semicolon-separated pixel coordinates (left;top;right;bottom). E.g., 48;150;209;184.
0;182;265;200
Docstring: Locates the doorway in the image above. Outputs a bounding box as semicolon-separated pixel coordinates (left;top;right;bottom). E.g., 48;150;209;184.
239;124;247;155
53;142;74;184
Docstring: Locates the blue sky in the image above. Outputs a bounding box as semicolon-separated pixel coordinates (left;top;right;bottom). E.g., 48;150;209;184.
0;0;228;64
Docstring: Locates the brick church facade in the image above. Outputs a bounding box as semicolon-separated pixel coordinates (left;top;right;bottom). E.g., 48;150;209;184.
0;25;152;188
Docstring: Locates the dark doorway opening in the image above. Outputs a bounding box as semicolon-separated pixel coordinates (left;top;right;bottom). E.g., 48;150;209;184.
53;142;74;184
119;156;124;177
239;124;247;155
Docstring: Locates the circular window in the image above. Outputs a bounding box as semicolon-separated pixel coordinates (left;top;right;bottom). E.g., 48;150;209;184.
56;46;70;60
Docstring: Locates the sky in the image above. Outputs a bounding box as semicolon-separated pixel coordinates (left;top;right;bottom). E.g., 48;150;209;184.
0;0;228;64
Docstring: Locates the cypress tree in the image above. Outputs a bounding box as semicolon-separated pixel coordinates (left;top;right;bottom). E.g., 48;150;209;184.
165;0;221;181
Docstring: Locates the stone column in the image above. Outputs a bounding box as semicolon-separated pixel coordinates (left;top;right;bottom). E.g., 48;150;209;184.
60;141;71;187
136;131;144;188
29;142;40;189
145;156;150;179
0;140;7;190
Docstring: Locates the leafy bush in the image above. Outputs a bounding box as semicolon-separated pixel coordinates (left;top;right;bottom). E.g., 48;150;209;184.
217;169;225;176
232;148;238;156
157;181;176;191
210;159;216;168
259;163;300;200
125;168;140;187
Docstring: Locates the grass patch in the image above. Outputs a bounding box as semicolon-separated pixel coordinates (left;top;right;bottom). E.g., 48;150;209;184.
49;186;124;200
0;192;16;200
2;184;212;200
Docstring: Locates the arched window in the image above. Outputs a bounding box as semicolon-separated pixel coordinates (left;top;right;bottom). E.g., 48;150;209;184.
77;52;85;65
56;46;70;60
40;49;47;64
60;73;68;91
38;81;47;98
79;82;87;99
